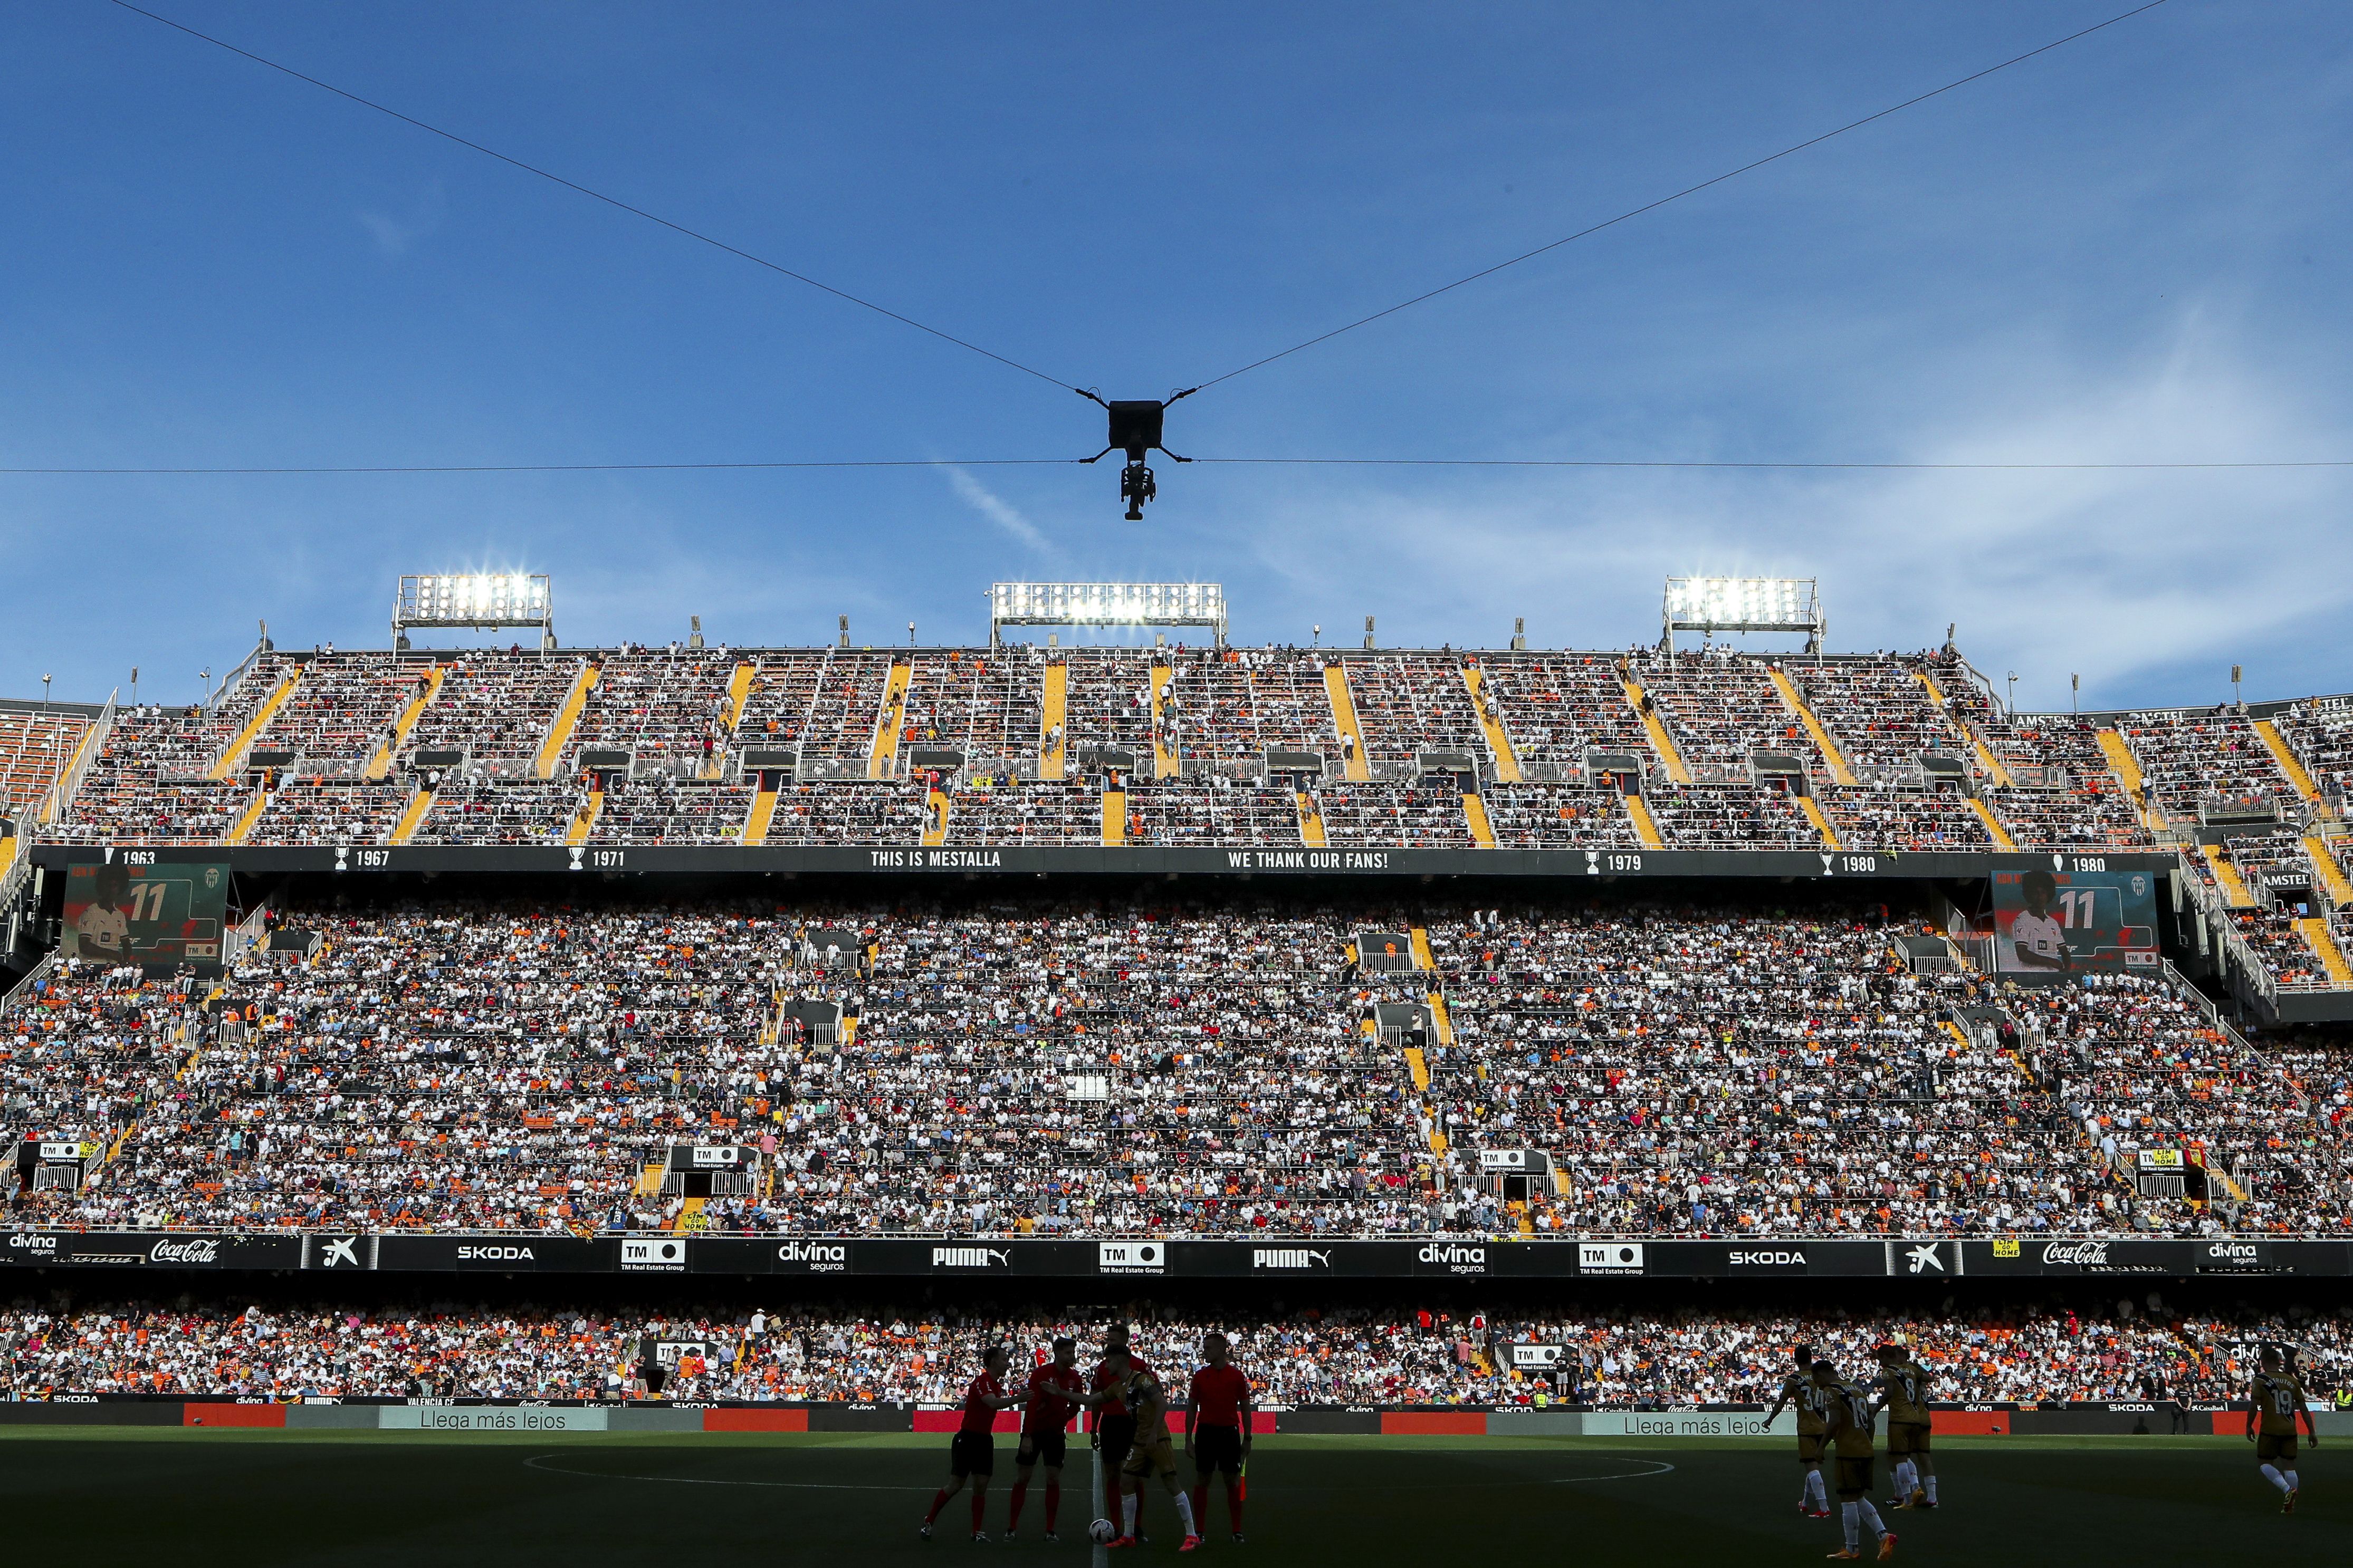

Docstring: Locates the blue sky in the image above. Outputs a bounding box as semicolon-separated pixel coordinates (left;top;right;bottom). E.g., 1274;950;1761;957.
3;2;2347;710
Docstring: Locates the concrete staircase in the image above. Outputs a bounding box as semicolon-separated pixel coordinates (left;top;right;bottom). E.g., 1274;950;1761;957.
1323;666;1372;782
1965;796;2019;850
389;788;434;844
1296;791;1327;847
1625;794;1664;848
209;671;300;780
922;787;950;848
867;662;912;780
744;780;780;845
535;665;599;778
1149;662;1178;779
2200;845;2257;909
1620;677;1692;784
1796;793;1840;849
1462;792;1497;848
1039;661;1068;781
1461;666;1522;782
1911;667;2014;786
2292;918;2353;989
1768;668;1858;786
1102;788;1126;846
2254;719;2323;806
367;665;446;780
2094;729;2160;830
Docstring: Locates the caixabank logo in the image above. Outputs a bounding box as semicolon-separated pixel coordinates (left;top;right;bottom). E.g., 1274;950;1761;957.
1580;1242;1645;1275
1097;1242;1164;1275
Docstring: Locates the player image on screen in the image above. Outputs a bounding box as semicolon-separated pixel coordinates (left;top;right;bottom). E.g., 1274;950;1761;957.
1765;1342;1831;1518
2008;869;2072;972
921;1344;1021;1542
67;861;132;965
1185;1331;1254;1544
1005;1335;1105;1542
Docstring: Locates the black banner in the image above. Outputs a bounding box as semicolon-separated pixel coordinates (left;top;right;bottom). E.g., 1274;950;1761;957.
0;1230;301;1270
0;1230;2343;1279
30;842;2176;884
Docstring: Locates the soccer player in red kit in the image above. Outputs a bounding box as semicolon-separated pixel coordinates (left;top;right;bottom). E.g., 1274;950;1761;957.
1007;1336;1103;1542
921;1344;1021;1542
1185;1332;1255;1543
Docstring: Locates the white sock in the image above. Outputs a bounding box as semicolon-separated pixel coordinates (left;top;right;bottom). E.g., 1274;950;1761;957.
2283;1469;2299;1492
1857;1499;1887;1538
1805;1469;1826;1507
1123;1494;1140;1534
1841;1502;1861;1550
1924;1475;1938;1504
1895;1460;1915;1497
2261;1464;2289;1495
1173;1492;1197;1536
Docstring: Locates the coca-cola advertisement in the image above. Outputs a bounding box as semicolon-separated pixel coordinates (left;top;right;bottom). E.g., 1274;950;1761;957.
0;1232;302;1271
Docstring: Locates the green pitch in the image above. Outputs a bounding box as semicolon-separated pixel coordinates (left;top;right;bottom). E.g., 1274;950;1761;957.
0;1431;2321;1565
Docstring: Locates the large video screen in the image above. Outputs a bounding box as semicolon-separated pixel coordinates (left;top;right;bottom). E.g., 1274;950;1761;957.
61;860;228;968
1991;864;2160;975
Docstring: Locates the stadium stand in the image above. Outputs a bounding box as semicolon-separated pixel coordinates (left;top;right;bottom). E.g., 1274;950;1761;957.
0;1296;2336;1408
4;887;2341;1238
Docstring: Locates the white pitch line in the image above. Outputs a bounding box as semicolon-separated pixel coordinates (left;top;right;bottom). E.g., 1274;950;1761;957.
522;1453;1676;1492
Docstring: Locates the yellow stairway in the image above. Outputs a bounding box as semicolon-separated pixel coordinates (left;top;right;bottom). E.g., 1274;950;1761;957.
1625;793;1664;848
1102;788;1126;846
1296;791;1327;847
2254;719;2322;803
535;665;599;778
1462;792;1497;848
1965;795;2020;850
2305;836;2353;905
1620;678;1692;784
2094;729;2160;828
1409;926;1435;970
565;788;602;847
1461;666;1522;783
37;724;102;824
867;662;912;780
668;1196;707;1233
1768;668;1859;785
704;660;758;778
367;665;447;780
208;671;300;780
1796;793;1840;849
1149;662;1178;778
744;780;780;845
922;787;950;847
2292;919;2353;989
0;835;15;888
1911;667;2014;787
389;788;434;844
224;785;270;845
1039;661;1068;780
1323;666;1372;781
2200;846;2256;909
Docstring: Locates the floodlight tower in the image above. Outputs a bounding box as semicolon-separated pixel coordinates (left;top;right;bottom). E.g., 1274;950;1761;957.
392;574;556;652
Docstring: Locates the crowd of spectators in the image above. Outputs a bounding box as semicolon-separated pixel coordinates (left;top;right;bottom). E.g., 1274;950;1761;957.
560;647;743;775
2275;696;2353;807
2119;709;2296;825
6;892;2346;1239
0;1294;2340;1410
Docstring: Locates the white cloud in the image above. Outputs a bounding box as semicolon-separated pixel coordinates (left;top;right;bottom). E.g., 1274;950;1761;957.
355;184;447;259
946;466;1060;560
1200;319;2352;709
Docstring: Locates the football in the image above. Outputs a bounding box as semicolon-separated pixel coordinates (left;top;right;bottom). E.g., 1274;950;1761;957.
1089;1518;1119;1544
